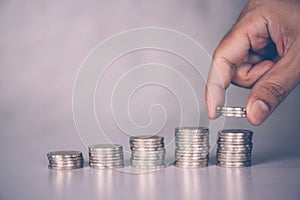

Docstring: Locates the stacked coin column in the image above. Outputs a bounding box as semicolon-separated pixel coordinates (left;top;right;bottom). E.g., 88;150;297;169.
130;135;166;170
216;129;253;168
174;127;209;168
47;151;84;170
88;144;124;169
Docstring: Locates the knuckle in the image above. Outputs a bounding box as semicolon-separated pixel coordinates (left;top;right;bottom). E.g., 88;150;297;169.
258;81;287;105
232;68;254;88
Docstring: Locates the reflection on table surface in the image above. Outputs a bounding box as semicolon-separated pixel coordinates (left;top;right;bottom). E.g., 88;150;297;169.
48;165;255;200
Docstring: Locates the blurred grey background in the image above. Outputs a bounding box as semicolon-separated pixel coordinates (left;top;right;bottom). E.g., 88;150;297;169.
0;0;299;200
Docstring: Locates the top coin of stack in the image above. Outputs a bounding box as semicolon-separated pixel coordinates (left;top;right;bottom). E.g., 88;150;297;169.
217;106;246;117
174;127;210;168
130;135;166;170
47;151;84;170
216;129;253;168
88;144;124;169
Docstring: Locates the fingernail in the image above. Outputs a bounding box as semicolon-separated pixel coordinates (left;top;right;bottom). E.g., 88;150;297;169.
251;100;270;124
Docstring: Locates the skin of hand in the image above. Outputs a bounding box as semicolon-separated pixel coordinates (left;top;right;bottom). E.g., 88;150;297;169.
206;0;300;125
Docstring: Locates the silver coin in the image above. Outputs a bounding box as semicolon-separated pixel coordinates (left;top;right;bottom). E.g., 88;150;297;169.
49;162;84;166
176;156;208;161
175;146;210;150
175;159;208;164
219;129;253;136
217;106;246;117
217;147;252;153
131;161;165;166
218;112;247;118
89;151;123;155
131;153;166;157
48;165;83;170
217;156;251;162
175;127;209;133
88;144;123;151
218;139;252;144
130;144;165;149
89;157;123;162
89;162;124;167
176;139;209;143
130;147;165;151
49;163;83;168
219;134;252;138
131;161;165;165
175;144;209;149
218;143;252;147
89;151;123;156
174;162;208;168
132;153;165;157
90;164;124;169
176;152;209;157
217;150;252;155
129;143;164;148
130;139;164;143
217;147;252;152
49;160;84;164
89;156;123;160
132;155;165;159
216;161;251;168
175;135;208;139
130;135;163;142
175;142;209;147
217;154;251;160
47;151;82;158
89;153;123;158
175;152;208;157
89;149;123;153
89;161;124;165
176;133;208;137
217;152;251;156
176;150;209;154
89;159;123;164
90;162;124;166
176;141;209;145
48;157;84;162
176;136;209;140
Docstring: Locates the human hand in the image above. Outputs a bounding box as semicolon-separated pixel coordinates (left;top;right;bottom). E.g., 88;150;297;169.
206;0;300;125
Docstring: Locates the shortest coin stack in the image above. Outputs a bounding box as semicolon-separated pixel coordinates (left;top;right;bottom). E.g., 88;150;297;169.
89;144;124;169
174;127;210;168
130;135;166;170
47;151;84;170
217;106;246;118
216;129;253;168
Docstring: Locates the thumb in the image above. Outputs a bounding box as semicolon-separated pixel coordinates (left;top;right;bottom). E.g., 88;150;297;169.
246;51;300;126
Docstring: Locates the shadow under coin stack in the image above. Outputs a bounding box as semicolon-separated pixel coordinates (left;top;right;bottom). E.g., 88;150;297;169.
216;129;253;168
88;144;124;169
47;151;84;170
174;127;209;168
130;135;166;170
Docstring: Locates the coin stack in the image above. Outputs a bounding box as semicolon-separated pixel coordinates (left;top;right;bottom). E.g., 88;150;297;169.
88;144;124;169
216;129;253;168
174;127;210;168
47;151;84;170
129;135;166;169
217;106;246;117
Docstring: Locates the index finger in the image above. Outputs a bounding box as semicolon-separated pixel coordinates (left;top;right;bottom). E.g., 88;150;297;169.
206;28;250;118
